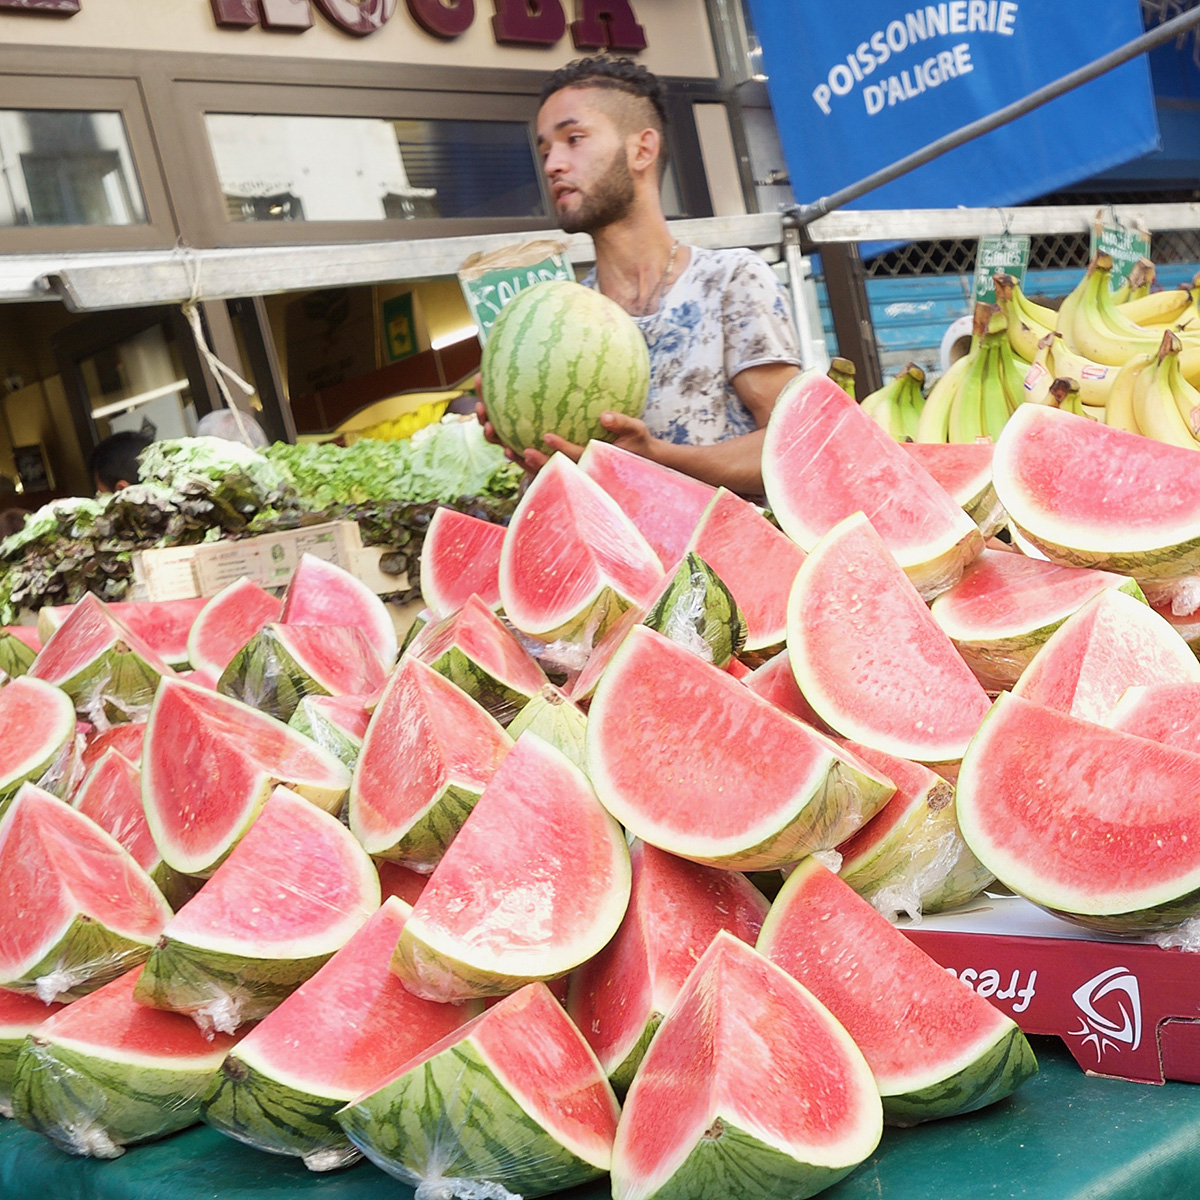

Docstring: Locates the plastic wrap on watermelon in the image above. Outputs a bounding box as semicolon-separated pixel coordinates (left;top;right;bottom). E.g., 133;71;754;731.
10;966;242;1158
288;693;373;769
1141;575;1200;617
1151;914;1200;953
336;983;619;1200
33;722;89;801
642;551;747;668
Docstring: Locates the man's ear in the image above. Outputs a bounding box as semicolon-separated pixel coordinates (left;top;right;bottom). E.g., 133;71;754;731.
628;127;661;179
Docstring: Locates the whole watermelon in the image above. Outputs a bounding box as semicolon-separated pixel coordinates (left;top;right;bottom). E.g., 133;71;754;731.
481;280;650;456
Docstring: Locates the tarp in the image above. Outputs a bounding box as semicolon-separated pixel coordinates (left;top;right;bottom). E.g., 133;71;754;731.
747;0;1161;213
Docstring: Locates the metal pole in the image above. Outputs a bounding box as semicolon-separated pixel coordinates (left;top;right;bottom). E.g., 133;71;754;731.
788;5;1200;226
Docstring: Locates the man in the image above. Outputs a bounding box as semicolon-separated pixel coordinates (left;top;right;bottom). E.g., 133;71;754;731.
88;430;153;493
479;56;800;495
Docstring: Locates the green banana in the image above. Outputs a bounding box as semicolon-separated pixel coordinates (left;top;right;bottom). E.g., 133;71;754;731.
915;353;971;443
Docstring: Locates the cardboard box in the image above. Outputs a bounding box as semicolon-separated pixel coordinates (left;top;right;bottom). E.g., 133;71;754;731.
130;521;408;601
901;895;1200;1086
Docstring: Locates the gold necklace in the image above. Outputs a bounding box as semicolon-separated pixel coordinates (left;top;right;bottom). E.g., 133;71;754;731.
632;240;680;317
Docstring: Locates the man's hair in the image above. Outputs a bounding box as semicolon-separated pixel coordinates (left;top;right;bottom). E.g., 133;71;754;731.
540;57;669;171
88;430;153;491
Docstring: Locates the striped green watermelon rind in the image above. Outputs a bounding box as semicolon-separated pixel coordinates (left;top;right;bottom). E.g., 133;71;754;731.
398;612;428;657
880;1024;1038;1127
202;1055;361;1171
11;1036;220;1157
5;916;157;1003
134;937;335;1034
507;686;588;771
480;279;650;458
187;576;283;676
1;992;61;1116
424;642;540;727
288;698;363;770
0;632;35;679
0;677;77;818
376;781;485;870
218;626;325;721
607;1014;661;1098
641;552;746;668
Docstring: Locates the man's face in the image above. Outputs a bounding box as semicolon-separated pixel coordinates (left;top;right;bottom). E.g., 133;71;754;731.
536;88;636;235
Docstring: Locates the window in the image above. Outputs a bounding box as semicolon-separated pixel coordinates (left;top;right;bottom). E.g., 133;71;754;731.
0;109;146;228
204;112;546;225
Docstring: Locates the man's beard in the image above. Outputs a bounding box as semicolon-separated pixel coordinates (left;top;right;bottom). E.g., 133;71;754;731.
557;148;636;235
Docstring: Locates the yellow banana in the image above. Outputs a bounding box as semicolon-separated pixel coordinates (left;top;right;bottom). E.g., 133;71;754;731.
1070;256;1162;365
915;352;971;442
949;342;988;443
1133;330;1200;450
1117;285;1193;329
1169;347;1200;439
860;373;907;440
1104;351;1154;434
979;343;1010;440
1047;377;1083;417
997;273;1059;330
828;357;857;398
1022;334;1057;405
994;275;1051;361
1044;334;1116;408
1182;346;1200;390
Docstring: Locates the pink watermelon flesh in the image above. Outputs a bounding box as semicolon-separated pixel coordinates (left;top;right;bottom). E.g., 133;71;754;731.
762;372;981;597
567;841;768;1083
586;625;893;868
39;600;206;666
1108;682;1200;752
958;692;1200;923
282;554;397;668
759;859;1024;1100
419;507;506;618
788;511;992;763
0;676;76;796
901;441;993;507
73;750;159;874
742;649;830;730
349;655;513;863
577;440;716;570
396;733;629;1001
411;594;547;702
3;627;40;653
308;694;372;742
499;453;664;641
0;784;171;992
274;624;387;696
188;577;283;675
1012;588;1200;723
568;606;643;705
142;678;349;876
34;964;240;1060
165;786;378;956
611;931;882;1200
376;860;428;906
79;722;146;779
30;593;175;689
684;488;805;652
229;897;473;1101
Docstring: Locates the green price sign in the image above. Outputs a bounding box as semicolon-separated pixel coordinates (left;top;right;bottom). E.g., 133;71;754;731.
973;234;1031;304
1090;220;1151;292
461;255;574;345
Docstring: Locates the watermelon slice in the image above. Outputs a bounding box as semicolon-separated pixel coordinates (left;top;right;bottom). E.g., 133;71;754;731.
0;783;171;1001
1153;600;1200;657
337;982;620;1199
0;675;76;816
902;441;1004;537
281;553;398;668
958;692;1200;933
201;896;481;1171
578;439;716;570
187;576;283;676
0;630;36;678
762;371;983;598
1108;682;1200;752
38;598;207;669
419;507;507;618
408;593;548;725
641;551;746;667
787;512;993;763
1011;587;1200;723
377;859;429;905
834;740;992;918
741;648;830;729
288;693;373;768
135;785;380;1032
78;720;146;781
348;655;513;869
930;549;1145;691
586;625;893;869
142;677;351;877
29;593;175;720
567;841;769;1094
11;965;242;1158
758;858;1037;1125
684;488;806;653
1;988;63;1118
218;623;388;722
611;931;882;1200
568;605;643;705
508;684;587;769
393;733;630;1003
3;625;41;653
499;453;665;643
994;404;1200;582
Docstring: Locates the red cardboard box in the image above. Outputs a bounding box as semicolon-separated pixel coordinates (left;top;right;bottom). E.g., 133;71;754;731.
900;896;1200;1086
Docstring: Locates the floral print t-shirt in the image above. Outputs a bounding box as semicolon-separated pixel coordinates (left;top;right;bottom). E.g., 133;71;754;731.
585;245;801;446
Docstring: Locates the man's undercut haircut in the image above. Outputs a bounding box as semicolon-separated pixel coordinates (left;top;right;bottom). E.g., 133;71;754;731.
541;56;670;174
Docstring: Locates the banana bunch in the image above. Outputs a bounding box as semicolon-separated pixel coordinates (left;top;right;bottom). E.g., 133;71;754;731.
860;363;926;440
1104;329;1200;449
828;357;857;398
1109;256;1154;306
358;399;449;443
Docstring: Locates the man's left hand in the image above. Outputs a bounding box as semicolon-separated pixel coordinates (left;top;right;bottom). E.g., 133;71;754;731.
529;411;659;470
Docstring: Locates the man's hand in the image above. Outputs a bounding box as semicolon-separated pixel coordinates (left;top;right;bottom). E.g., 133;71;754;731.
533;411;659;470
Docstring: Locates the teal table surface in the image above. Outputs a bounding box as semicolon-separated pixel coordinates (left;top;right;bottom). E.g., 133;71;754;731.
2;1038;1199;1199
